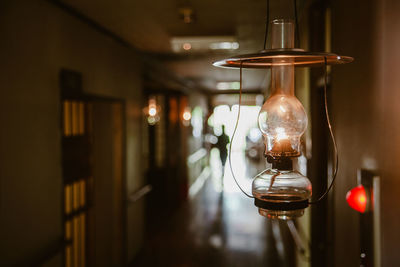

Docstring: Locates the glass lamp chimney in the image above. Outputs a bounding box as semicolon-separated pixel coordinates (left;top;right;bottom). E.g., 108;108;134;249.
258;19;308;157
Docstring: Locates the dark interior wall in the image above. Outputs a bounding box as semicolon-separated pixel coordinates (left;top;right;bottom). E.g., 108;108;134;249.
0;0;143;265
376;0;400;265
331;0;400;265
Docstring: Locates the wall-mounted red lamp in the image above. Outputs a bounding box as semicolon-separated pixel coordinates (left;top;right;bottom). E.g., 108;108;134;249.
346;169;378;213
345;169;381;266
346;184;369;213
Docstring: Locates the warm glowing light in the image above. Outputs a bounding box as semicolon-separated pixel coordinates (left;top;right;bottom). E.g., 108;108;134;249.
275;127;288;141
145;97;160;125
183;43;192;50
346;185;367;213
149;107;157;116
183;111;191;121
148;98;158;116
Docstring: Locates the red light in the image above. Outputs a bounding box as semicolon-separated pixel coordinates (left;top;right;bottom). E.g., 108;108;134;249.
346;185;367;213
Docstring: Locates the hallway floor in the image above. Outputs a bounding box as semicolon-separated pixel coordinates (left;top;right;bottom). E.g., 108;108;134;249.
132;152;293;267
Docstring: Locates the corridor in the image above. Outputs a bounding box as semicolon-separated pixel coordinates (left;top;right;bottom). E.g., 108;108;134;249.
132;151;295;267
2;0;400;266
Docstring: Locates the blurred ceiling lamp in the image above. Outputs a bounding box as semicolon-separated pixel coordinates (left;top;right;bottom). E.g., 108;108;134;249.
171;36;238;53
144;96;160;125
183;43;192;51
209;42;239;50
213;1;353;220
216;81;240;90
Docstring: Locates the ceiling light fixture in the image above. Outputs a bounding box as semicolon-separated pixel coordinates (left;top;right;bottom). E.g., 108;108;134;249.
171;36;238;53
216;81;241;90
183;43;192;50
210;42;240;50
213;0;353;219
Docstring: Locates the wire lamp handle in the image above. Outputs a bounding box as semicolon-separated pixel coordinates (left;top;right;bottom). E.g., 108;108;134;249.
309;57;339;204
228;61;255;199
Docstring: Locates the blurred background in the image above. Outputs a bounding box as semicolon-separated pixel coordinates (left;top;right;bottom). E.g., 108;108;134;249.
0;0;399;266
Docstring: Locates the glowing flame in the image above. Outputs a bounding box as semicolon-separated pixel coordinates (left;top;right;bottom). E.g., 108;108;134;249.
275;127;288;141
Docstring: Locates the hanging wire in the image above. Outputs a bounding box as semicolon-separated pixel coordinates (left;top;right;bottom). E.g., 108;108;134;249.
228;61;254;199
309;57;339;204
293;0;301;47
263;0;270;50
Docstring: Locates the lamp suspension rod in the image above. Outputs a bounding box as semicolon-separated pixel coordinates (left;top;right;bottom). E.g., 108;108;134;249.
263;0;300;49
263;0;270;50
309;57;339;204
293;0;300;47
228;61;254;199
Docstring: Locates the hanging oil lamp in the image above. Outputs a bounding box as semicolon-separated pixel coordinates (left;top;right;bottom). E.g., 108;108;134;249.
213;14;352;219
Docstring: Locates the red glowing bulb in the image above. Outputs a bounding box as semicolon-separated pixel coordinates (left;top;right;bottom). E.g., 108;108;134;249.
346;185;367;213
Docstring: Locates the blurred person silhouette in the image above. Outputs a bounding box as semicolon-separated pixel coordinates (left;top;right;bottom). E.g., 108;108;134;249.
216;125;230;169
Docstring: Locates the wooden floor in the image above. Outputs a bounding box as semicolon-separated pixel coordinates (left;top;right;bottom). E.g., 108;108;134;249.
132;160;295;267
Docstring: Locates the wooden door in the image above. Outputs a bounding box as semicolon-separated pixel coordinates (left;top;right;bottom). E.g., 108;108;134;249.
89;101;125;266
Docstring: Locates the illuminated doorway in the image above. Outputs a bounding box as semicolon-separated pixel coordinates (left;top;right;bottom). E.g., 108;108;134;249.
208;104;266;193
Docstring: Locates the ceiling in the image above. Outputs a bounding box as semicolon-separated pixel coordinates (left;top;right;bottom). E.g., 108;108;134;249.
62;0;306;92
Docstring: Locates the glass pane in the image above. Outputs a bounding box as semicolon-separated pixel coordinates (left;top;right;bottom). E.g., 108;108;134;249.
80;180;86;208
79;102;85;135
71;101;78;136
65;245;71;267
65;220;72;240
80;213;86;267
63;101;71;136
73;217;79;267
64;185;72;215
73;182;79;211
